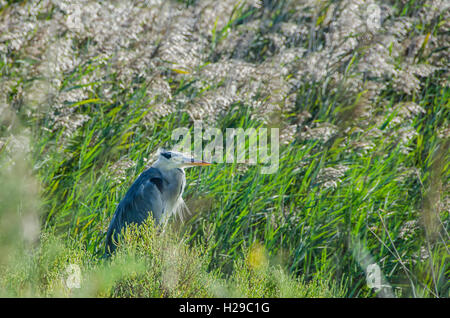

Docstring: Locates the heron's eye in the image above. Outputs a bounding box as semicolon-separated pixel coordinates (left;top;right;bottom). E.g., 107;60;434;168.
161;152;171;159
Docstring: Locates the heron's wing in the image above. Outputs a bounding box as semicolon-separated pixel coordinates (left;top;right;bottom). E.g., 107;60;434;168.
105;168;164;254
130;177;164;224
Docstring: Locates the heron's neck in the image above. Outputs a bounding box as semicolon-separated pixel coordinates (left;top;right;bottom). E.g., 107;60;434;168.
156;164;186;220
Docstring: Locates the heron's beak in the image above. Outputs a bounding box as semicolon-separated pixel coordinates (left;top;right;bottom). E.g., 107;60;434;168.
184;157;212;166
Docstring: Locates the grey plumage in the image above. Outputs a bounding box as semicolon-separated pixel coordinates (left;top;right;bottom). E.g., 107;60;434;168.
104;150;210;255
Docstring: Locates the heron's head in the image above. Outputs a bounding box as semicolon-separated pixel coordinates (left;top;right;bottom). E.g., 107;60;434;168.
155;150;211;170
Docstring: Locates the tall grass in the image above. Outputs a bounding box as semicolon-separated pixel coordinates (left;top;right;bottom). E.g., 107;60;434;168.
0;0;448;297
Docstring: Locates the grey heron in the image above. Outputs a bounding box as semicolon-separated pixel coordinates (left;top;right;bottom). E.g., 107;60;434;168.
104;150;211;255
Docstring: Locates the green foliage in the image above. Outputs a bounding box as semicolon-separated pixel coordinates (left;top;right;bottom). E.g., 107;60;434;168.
0;0;448;298
0;221;342;297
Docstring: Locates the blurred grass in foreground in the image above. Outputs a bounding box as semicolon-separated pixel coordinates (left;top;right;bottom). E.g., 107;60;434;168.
0;219;344;297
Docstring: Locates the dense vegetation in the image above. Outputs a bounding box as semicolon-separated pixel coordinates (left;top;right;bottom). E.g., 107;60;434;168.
0;0;448;297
